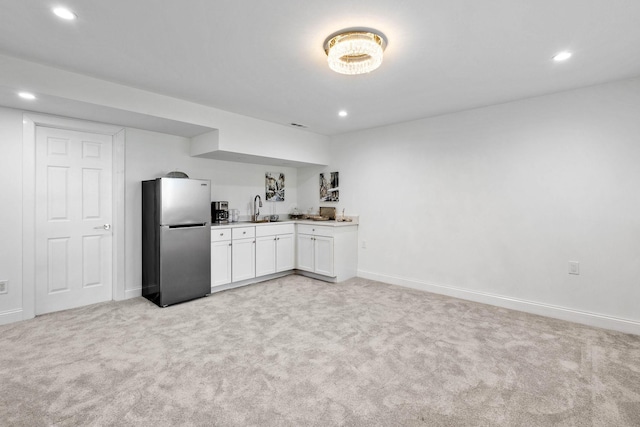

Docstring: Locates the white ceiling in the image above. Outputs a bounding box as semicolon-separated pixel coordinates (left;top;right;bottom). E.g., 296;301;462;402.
1;0;640;136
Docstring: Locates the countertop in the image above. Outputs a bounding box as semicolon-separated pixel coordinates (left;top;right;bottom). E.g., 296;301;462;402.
211;218;358;228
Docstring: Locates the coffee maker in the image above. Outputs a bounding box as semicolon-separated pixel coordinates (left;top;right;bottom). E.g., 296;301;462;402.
211;201;229;224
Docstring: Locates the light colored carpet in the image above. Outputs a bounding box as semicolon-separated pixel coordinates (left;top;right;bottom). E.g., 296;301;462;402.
1;275;639;426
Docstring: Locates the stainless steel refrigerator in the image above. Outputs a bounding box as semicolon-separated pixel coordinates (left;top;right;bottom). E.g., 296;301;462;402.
142;177;211;306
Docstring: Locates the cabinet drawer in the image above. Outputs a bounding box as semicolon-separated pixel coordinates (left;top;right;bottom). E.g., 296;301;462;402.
297;224;334;237
256;223;295;237
211;228;231;242
232;226;255;240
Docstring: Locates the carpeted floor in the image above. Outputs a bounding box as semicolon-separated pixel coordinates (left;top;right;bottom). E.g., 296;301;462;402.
1;275;639;426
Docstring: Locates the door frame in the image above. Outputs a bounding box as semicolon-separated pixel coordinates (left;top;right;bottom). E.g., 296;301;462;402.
22;113;126;320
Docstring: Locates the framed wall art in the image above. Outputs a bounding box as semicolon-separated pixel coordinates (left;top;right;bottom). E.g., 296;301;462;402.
320;172;339;202
265;172;285;201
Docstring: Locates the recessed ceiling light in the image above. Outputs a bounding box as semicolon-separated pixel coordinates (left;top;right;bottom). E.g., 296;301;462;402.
338;110;348;117
18;92;36;100
53;7;77;20
553;51;572;61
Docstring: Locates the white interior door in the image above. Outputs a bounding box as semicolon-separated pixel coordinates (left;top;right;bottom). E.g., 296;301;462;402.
35;126;113;315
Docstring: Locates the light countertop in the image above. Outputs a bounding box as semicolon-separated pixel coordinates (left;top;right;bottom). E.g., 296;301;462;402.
211;218;358;228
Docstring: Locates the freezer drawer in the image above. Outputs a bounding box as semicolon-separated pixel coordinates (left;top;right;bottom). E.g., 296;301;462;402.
158;225;211;306
159;178;211;225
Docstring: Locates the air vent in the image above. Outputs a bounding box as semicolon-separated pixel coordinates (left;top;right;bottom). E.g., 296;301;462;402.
290;123;307;128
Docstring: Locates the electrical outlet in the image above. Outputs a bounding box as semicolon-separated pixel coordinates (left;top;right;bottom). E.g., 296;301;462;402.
0;280;7;294
568;261;580;275
361;240;367;249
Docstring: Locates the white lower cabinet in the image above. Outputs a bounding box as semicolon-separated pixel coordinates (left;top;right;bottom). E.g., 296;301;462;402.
211;228;232;287
296;223;357;282
296;233;314;272
313;235;334;277
255;236;277;276
211;222;356;288
275;234;295;271
231;227;256;282
296;233;334;276
211;240;232;286
255;224;295;276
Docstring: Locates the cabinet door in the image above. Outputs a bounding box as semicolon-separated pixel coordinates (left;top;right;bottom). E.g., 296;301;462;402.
296;234;314;272
232;238;255;282
314;236;334;277
276;234;295;272
255;235;277;277
211;240;232;287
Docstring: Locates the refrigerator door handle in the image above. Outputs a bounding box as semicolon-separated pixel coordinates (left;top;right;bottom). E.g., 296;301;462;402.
165;223;208;229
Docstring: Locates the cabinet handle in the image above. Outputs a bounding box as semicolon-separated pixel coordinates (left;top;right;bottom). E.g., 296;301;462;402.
220;233;224;236
228;243;232;246
277;237;280;241
274;237;277;241
243;231;246;235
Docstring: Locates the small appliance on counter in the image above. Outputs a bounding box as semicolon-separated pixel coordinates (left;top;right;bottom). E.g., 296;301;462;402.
211;201;229;224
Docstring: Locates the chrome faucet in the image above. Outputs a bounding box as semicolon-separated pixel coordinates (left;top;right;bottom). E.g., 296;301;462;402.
253;195;263;222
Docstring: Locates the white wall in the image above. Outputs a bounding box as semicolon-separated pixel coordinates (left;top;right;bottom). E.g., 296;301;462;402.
299;77;640;330
124;128;298;296
0;107;24;321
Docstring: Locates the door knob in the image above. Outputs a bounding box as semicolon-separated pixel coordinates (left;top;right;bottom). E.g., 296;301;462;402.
94;224;111;230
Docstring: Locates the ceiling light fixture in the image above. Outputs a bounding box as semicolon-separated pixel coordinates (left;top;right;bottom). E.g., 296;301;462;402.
18;92;36;100
53;7;77;20
338;110;348;117
553;51;572;61
324;29;387;75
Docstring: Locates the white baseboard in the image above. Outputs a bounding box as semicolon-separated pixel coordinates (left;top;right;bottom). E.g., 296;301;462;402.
124;271;297;301
358;270;640;336
123;287;142;300
295;270;338;283
0;308;25;325
210;271;293;294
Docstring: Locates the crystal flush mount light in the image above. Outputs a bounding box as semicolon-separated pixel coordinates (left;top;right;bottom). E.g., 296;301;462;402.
323;29;387;75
